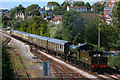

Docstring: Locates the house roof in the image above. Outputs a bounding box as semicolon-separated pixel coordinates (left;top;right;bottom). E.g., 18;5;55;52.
52;16;62;22
69;6;87;8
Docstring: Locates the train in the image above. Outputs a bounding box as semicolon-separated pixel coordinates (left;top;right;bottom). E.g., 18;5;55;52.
2;29;108;72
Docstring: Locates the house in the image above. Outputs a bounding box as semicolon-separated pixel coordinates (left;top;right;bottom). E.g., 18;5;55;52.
15;13;27;20
103;0;116;24
40;10;52;16
50;16;62;24
106;15;112;25
45;4;58;10
67;6;87;12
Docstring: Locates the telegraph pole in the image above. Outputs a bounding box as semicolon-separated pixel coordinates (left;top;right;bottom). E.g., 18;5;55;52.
98;24;101;47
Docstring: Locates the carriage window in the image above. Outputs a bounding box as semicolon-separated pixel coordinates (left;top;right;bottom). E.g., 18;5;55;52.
60;45;62;50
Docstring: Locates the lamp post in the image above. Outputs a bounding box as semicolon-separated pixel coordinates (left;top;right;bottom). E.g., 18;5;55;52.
98;24;102;47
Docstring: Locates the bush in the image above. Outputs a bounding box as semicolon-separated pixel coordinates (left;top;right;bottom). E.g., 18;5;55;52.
107;55;120;69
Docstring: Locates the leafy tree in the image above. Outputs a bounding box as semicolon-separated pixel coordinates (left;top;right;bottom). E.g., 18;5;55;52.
100;22;119;48
19;22;28;32
112;2;118;18
62;10;84;42
81;13;99;45
2;14;9;27
30;9;40;16
73;32;84;43
85;2;91;10
2;45;15;79
12;21;21;30
48;23;62;39
100;11;104;15
15;4;25;13
53;6;66;15
92;2;104;13
48;1;60;6
73;2;84;6
25;16;48;36
9;8;16;20
25;4;40;15
108;56;120;69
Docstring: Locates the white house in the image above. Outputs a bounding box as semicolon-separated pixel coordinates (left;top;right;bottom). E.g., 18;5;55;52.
45;4;57;10
15;13;27;20
67;6;87;12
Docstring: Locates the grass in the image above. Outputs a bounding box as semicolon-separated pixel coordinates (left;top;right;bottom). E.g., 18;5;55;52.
10;50;28;78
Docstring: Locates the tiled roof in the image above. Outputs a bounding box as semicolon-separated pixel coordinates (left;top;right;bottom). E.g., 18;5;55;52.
52;17;62;22
69;6;87;8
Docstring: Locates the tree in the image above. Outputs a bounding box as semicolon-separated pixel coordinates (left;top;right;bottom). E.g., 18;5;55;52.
9;8;16;20
48;23;62;39
85;2;91;10
73;32;84;43
48;1;60;6
92;2;104;13
116;1;120;21
100;22;119;48
2;14;9;27
2;45;15;79
19;22;28;32
81;13;99;45
15;4;25;13
25;4;40;15
24;16;48;36
62;10;84;42
73;2;84;6
30;9;40;16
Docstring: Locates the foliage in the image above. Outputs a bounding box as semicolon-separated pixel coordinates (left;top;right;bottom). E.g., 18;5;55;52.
92;2;104;14
25;4;40;16
15;4;25;13
48;1;60;6
19;16;49;36
19;22;28;32
12;21;21;30
9;8;16;20
85;2;91;10
2;44;15;79
30;9;40;16
53;6;66;15
62;10;84;42
107;55;120;69
81;13;99;45
2;14;9;28
112;1;120;21
100;22;119;48
73;2;84;6
48;23;62;39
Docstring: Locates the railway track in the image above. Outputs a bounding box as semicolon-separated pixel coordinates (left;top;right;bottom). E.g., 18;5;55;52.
1;31;120;80
97;67;120;80
30;46;85;80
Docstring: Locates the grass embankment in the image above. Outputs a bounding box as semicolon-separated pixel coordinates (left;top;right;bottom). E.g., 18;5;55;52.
2;44;15;79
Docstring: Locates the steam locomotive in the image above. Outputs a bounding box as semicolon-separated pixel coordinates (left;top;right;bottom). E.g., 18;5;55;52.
2;29;108;71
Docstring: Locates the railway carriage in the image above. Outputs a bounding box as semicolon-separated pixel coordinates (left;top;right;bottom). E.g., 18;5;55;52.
11;30;30;41
36;36;49;49
28;34;39;44
48;38;72;59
